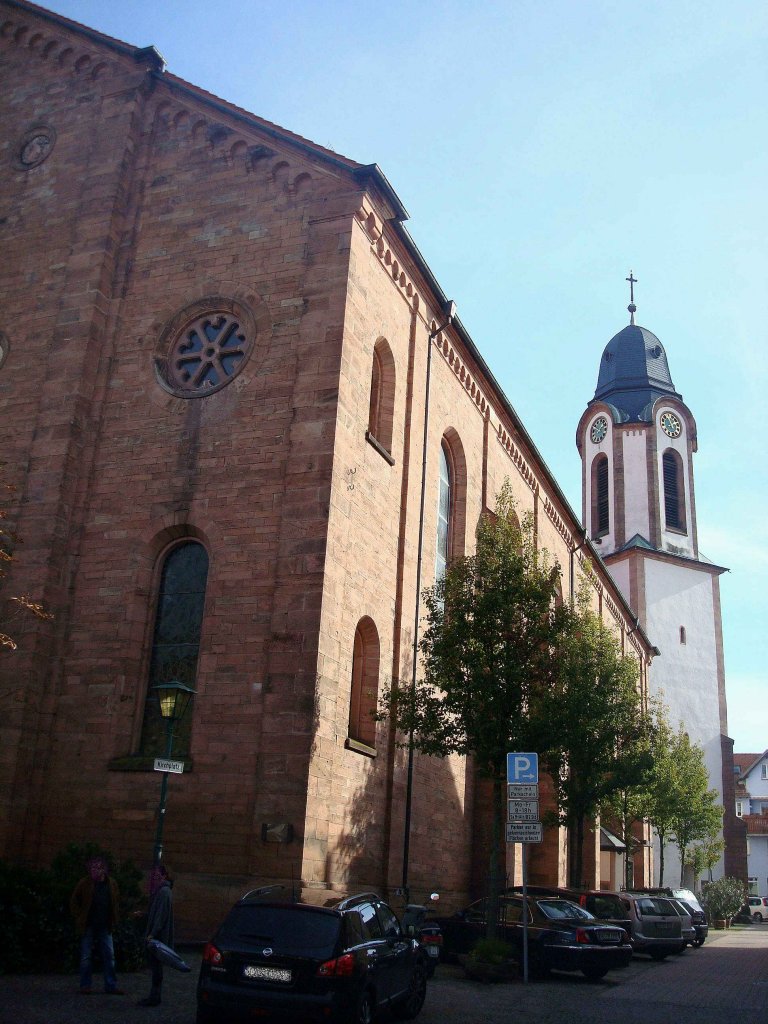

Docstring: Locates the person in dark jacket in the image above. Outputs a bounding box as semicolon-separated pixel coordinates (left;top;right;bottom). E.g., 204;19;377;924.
138;863;175;1007
69;855;124;995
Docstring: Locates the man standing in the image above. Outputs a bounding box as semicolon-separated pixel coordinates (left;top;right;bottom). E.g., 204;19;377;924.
139;863;175;1007
69;855;123;995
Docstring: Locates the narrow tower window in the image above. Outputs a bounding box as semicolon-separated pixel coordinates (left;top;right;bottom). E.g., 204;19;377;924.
680;626;686;645
436;442;452;582
591;454;609;537
663;449;686;532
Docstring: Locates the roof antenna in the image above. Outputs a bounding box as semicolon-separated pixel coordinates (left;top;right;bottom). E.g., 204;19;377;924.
626;271;637;325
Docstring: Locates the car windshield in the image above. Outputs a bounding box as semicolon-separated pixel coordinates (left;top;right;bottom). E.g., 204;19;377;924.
536;899;593;921
218;905;341;957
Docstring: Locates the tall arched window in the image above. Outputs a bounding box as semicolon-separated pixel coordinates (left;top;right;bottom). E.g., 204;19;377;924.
367;338;396;456
591;454;609;538
348;617;380;750
663;449;686;532
435;442;452;582
139;541;209;757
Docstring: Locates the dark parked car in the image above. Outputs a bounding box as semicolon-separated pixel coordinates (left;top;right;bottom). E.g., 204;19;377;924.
508;886;633;944
674;898;708;946
197;890;428;1024
667;898;695;950
436;894;632;981
620;893;684;959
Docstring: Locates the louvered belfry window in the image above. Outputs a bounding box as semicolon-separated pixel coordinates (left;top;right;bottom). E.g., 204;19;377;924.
592;454;609;537
663;450;686;532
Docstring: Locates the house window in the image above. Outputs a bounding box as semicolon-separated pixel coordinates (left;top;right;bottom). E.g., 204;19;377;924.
591;454;609;537
680;626;686;644
139;541;209;757
347;617;379;750
436;442;452;583
736;801;743;817
366;338;395;458
762;763;768;780
663;449;686;532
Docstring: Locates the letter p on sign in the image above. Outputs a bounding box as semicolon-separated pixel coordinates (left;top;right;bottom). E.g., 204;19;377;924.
507;752;539;784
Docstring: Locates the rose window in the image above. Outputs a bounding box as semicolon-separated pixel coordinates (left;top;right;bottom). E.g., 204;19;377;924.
159;301;256;397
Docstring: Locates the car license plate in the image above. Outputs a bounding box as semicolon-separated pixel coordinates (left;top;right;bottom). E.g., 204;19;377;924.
426;945;439;958
243;965;292;983
656;923;671;933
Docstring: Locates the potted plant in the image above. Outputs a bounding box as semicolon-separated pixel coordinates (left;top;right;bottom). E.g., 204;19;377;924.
699;877;747;928
459;938;518;982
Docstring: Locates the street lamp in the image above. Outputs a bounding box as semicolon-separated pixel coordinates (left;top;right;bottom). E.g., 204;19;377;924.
152;680;195;865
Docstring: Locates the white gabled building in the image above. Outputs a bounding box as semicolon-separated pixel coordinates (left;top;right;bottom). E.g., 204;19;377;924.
734;752;768;896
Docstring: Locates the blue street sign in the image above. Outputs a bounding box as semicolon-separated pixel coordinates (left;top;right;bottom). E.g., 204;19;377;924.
507;752;539;784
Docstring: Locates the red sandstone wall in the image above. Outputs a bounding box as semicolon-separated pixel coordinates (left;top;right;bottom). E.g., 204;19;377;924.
0;1;653;935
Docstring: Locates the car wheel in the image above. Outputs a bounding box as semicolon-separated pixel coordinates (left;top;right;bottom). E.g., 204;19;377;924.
582;966;609;981
649;949;668;961
351;987;375;1024
692;936;705;948
753;912;763;922
392;964;427;1020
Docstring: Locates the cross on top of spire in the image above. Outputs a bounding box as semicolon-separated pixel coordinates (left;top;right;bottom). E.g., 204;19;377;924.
626;271;637;324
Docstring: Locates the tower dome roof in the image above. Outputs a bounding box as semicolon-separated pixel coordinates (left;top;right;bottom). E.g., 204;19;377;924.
592;323;682;422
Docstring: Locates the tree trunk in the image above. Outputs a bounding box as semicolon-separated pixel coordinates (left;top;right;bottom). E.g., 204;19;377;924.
658;833;665;886
486;776;504;940
569;812;585;887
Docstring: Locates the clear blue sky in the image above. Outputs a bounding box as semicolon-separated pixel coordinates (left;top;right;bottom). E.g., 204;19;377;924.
40;0;767;752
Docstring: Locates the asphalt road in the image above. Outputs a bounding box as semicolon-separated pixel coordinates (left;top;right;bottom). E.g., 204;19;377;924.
1;924;765;1024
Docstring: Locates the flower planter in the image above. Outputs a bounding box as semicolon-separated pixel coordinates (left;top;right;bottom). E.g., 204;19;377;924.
715;919;727;930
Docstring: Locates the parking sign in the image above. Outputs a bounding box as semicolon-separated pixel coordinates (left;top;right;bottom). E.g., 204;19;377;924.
506;752;538;784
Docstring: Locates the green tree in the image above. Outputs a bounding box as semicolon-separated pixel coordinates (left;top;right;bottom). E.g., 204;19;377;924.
600;697;666;889
669;732;723;885
540;583;654;887
647;721;722;885
645;711;678;885
684;836;725;887
378;482;566;936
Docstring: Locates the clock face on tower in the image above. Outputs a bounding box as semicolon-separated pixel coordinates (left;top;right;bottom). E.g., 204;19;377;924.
590;416;608;444
660;411;682;438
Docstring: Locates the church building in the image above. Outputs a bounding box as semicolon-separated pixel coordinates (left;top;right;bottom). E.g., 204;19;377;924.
576;279;744;885
0;0;690;935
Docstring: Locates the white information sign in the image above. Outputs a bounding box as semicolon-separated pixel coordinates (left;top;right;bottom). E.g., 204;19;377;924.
507;784;538;800
505;821;543;843
154;758;185;774
507;799;539;821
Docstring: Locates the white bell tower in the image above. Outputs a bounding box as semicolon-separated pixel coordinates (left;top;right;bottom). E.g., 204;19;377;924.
576;274;741;887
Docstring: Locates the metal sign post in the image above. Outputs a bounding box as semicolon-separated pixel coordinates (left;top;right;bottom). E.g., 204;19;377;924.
506;752;542;984
522;841;529;983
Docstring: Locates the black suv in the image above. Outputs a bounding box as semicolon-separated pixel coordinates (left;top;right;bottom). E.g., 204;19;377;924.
197;889;428;1024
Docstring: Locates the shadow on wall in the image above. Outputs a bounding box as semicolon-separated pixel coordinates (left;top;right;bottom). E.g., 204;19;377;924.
324;738;471;906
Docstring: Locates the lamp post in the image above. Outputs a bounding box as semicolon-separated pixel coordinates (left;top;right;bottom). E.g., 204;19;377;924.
152;681;195;866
